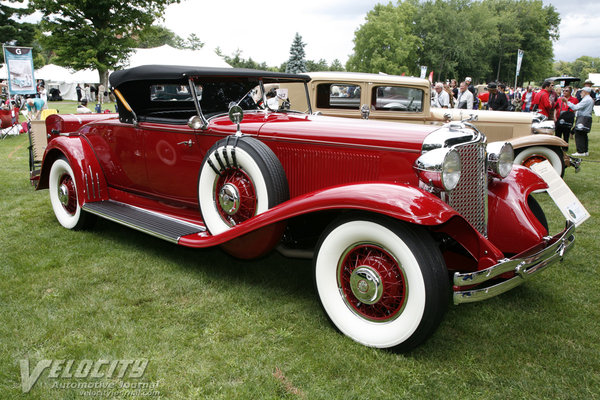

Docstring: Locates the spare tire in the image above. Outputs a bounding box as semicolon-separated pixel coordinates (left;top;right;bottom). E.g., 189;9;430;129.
198;136;288;235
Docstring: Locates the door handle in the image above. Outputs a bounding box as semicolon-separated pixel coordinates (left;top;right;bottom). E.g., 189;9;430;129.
177;139;193;147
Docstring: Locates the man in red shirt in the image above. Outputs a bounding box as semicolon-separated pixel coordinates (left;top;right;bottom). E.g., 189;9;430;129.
537;80;555;118
554;86;578;143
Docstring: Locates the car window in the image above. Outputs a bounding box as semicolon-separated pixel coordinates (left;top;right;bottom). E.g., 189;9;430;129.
316;83;361;109
150;84;195;101
372;86;423;112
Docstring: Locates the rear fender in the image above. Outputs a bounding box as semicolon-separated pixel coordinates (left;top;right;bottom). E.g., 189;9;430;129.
36;136;108;206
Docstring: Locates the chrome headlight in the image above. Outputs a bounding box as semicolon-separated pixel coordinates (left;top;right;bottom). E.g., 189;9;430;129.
414;148;462;191
531;120;555;134
487;141;514;178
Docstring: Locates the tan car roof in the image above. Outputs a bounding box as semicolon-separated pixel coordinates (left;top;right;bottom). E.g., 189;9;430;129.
307;71;429;86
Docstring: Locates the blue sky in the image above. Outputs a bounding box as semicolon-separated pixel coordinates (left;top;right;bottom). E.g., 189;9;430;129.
164;0;600;66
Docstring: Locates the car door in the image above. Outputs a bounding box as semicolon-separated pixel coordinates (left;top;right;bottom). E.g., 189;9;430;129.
142;122;204;205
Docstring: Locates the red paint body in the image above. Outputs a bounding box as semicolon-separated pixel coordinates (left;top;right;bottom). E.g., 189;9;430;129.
37;110;549;272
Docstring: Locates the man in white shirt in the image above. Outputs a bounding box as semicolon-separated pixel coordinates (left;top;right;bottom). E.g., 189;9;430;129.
455;81;474;109
431;82;450;108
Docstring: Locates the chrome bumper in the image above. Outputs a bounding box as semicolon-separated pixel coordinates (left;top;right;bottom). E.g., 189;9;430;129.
453;221;576;305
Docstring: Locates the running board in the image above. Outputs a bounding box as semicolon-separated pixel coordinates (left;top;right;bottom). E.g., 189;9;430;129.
82;200;206;243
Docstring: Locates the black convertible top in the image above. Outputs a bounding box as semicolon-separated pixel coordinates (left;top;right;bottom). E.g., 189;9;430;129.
110;65;310;88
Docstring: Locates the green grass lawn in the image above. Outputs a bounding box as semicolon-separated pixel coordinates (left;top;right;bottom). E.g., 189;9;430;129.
1;122;599;399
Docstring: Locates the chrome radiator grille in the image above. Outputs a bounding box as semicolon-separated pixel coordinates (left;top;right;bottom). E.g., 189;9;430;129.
447;142;488;236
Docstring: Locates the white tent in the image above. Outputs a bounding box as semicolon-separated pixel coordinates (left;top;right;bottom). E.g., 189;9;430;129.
34;64;100;101
124;45;231;69
0;64;8;80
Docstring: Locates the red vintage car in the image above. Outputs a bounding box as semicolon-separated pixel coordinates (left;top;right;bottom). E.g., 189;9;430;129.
33;65;576;351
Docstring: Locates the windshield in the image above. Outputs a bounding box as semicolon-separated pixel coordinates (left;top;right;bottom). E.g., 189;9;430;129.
190;78;310;118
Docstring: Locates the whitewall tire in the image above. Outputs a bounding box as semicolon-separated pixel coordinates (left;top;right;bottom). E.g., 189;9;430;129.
48;157;94;230
198;136;288;235
514;146;564;177
314;215;448;351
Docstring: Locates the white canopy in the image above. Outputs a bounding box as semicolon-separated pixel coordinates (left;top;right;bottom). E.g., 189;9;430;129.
124;45;231;69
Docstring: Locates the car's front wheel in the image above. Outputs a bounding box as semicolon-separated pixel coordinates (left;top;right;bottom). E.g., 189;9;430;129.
314;215;448;352
48;157;95;230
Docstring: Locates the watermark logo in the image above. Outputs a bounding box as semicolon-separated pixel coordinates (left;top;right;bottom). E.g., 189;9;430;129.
19;359;158;397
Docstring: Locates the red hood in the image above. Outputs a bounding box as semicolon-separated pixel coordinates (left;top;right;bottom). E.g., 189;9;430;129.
256;113;439;153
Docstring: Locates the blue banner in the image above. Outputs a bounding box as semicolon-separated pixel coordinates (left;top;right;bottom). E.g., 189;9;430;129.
3;46;36;95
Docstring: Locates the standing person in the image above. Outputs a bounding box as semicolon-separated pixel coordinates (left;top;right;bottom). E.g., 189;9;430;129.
443;82;455;108
450;79;458;99
536;80;555;118
465;77;477;108
522;86;534;112
455;81;474;109
576;79;596;102
39;85;48;110
90;84;97;102
487;82;509;111
25;97;45;120
565;86;594;156
75;84;82;102
554;86;578;143
98;83;105;104
85;84;91;102
431;82;450;108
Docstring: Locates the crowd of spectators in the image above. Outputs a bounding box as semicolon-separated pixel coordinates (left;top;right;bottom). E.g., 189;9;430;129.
431;77;599;156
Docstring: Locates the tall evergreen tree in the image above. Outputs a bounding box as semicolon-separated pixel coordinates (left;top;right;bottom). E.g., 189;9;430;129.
286;33;307;74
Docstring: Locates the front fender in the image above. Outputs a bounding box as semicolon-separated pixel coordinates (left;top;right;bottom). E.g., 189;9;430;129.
508;134;567;150
179;183;463;247
488;165;548;254
37;136;108;206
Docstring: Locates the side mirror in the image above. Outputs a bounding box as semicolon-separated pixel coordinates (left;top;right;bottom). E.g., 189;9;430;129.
229;105;244;136
361;104;370;120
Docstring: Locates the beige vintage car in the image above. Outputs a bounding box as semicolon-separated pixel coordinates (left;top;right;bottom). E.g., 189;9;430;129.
294;72;577;176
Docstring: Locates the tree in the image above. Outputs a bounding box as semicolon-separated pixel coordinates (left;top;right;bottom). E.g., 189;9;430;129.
346;0;559;84
134;25;180;49
346;1;419;75
329;59;345;71
31;0;181;84
0;1;37;63
286;33;307;74
306;59;329;72
215;48;271;70
554;56;600;86
182;33;204;50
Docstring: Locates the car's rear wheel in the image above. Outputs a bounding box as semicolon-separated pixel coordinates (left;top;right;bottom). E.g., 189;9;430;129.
48;157;95;230
314;214;448;352
198;136;288;235
514;146;564;177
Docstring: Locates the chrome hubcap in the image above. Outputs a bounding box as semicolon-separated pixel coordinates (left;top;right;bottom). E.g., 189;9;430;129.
218;183;240;215
58;183;70;207
349;266;383;305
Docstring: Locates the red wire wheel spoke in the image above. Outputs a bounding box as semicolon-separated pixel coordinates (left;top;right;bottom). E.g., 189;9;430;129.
522;155;548;168
59;174;77;215
338;244;407;322
215;168;257;226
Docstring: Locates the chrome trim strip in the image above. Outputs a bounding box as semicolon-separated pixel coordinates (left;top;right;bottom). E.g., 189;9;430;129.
84;173;89;199
89;166;95;198
95;173;100;198
453;221;575;304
